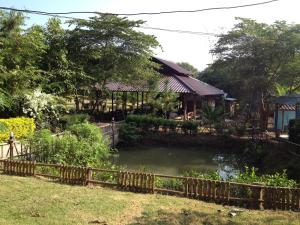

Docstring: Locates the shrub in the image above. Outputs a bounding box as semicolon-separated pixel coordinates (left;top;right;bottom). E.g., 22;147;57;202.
27;122;110;167
22;89;68;130
180;120;198;134
139;116;154;131
119;123;142;145
155;177;183;190
289;119;300;144
183;170;222;180
166;119;178;132
235;125;246;136
0;117;35;143
229;166;297;188
60;114;90;129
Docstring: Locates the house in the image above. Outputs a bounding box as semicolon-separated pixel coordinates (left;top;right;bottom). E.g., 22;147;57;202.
105;57;225;120
273;95;300;134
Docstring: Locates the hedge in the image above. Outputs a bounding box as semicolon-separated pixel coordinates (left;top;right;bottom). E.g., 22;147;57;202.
0;117;35;143
289;119;300;144
125;115;198;134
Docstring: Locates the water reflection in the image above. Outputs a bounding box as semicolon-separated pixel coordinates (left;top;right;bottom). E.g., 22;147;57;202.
113;145;242;179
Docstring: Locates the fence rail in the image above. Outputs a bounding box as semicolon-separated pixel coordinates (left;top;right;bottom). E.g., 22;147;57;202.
0;159;299;211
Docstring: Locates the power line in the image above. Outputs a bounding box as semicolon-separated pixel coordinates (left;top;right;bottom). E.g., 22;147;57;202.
0;0;279;17
139;26;218;36
0;6;221;36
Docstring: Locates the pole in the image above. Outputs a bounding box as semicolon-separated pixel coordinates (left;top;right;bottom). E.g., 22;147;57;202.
274;104;279;138
111;92;114;112
111;117;115;149
8;132;14;160
136;92;139;109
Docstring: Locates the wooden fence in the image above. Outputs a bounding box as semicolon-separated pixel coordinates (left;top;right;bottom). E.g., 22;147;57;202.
0;160;299;211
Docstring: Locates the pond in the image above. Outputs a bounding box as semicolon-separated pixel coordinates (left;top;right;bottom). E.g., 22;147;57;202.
112;145;242;179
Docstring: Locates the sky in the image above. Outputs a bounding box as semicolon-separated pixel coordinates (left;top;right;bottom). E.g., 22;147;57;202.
2;0;300;71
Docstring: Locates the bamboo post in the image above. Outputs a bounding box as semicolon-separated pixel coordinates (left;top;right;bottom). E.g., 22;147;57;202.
8;132;14;160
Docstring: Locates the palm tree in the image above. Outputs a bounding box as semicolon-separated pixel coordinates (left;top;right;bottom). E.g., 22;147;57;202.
201;105;224;133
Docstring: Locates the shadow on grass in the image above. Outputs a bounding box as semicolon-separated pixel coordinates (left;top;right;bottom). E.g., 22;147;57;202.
128;209;233;225
128;208;296;225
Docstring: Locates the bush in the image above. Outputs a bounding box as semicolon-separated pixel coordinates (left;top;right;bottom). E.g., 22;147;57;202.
229;166;297;188
126;115;182;133
180;120;198;134
0;117;35;143
27;123;110;167
289;119;300;144
60;114;90;129
119;123;142;145
183;170;222;180
22;89;68;130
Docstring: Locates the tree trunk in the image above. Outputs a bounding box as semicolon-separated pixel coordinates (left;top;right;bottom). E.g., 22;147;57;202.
259;94;269;131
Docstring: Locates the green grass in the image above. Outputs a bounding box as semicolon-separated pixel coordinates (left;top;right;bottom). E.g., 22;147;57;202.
0;175;299;225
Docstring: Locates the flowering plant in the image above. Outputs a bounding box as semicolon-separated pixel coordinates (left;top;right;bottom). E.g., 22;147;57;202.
23;89;68;129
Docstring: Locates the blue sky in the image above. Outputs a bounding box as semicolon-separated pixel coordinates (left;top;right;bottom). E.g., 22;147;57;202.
2;0;300;70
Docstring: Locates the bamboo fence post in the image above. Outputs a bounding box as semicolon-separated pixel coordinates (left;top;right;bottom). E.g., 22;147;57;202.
86;167;92;186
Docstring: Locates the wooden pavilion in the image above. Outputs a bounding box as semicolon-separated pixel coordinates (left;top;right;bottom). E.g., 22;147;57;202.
105;57;225;120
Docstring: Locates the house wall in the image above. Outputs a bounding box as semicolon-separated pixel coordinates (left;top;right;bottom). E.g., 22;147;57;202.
274;110;296;131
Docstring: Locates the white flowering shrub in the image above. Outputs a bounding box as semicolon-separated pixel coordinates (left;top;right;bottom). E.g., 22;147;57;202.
23;89;68;129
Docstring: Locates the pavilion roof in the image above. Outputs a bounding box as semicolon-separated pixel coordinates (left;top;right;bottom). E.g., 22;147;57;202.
105;57;224;97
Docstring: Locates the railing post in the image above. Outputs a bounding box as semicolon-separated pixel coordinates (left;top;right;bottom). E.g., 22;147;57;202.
253;183;264;210
33;161;36;177
8;132;14;160
86;167;92;186
151;174;155;194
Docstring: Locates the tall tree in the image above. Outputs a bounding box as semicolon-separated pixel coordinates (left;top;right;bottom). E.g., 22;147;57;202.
209;18;300;128
66;15;160;111
0;11;46;115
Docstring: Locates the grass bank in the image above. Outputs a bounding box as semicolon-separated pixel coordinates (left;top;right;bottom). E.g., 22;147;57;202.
0;175;299;225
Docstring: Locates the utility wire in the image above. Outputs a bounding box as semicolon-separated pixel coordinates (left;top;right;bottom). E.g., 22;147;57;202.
0;0;279;16
139;26;218;36
0;6;221;36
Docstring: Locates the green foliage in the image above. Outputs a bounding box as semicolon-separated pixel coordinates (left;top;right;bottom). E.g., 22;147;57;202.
183;170;222;180
201;105;224;125
177;62;199;77
67;15;160;111
203;18;300;126
119;123;142;145
0;10;160;117
288;119;300;144
180;120;198;134
0;117;35;142
125;115;188;133
126;115;200;135
155;177;183;190
60;113;90;128
27;123;110;167
150;81;179;118
229;166;297;188
22;89;68;130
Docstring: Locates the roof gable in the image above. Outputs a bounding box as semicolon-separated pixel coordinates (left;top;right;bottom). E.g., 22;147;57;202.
152;57;193;76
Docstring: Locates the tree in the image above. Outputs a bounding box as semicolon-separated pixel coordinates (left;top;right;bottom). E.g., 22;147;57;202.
0;11;47;116
150;80;179;118
209;18;300;129
66;15;160;112
177;62;199;77
201;105;224;133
